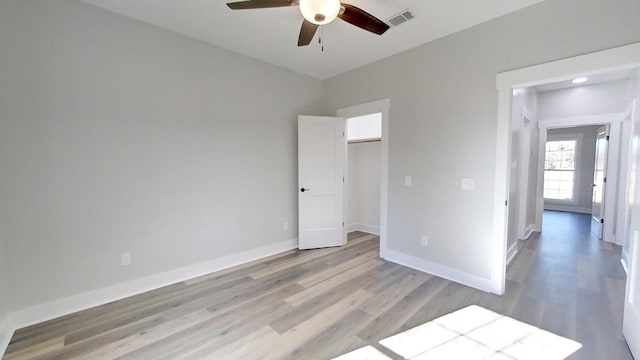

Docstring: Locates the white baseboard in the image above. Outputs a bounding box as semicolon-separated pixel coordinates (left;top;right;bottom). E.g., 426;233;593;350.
506;241;519;267
0;238;298;356
522;224;535;240
543;204;592;214
347;223;380;235
382;249;496;294
621;257;629;275
0;316;10;358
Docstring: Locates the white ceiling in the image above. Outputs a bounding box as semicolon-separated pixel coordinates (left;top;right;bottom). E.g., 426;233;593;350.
78;0;544;79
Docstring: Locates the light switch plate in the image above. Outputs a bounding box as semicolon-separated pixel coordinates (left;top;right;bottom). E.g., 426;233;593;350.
405;176;412;187
461;178;475;191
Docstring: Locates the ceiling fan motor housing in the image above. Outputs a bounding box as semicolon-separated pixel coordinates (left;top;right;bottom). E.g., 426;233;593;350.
299;0;341;25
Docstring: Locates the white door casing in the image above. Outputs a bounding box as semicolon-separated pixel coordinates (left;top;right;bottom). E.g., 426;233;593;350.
337;98;390;258
494;42;640;296
591;126;608;239
298;116;346;250
624;99;640;359
624;226;640;358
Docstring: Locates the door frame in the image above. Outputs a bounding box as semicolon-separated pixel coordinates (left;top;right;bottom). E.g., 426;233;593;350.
492;42;640;295
535;114;626;244
516;105;535;241
337;99;390;257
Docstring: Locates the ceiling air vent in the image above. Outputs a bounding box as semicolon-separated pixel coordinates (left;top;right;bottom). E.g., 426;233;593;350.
387;10;414;27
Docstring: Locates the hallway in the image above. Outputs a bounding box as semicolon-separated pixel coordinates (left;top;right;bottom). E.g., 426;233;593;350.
497;210;631;359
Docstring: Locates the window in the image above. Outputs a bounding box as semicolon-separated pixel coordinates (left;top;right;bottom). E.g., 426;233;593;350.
543;138;578;201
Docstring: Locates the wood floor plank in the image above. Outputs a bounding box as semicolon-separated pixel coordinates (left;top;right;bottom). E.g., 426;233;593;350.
183;325;280;360
360;271;431;316
69;310;212;360
296;249;379;288
284;259;383;306
506;248;537;283
268;265;392;334
2;337;65;360
577;254;601;291
248;247;343;279
356;276;449;343
254;289;374;360
284;309;372;360
1;212;632;360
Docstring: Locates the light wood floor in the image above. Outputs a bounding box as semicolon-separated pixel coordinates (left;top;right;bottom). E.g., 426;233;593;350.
2;211;632;359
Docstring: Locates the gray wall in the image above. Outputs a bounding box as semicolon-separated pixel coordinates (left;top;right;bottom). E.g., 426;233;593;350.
538;80;631;120
0;0;327;310
544;126;601;213
324;0;640;279
0;229;8;326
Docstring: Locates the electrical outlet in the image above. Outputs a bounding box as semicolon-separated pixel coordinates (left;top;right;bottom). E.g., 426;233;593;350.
461;178;475;191
283;222;289;231
420;235;428;247
121;253;132;266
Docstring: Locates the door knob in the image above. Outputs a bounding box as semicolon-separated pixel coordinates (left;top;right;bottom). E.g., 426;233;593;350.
300;188;311;192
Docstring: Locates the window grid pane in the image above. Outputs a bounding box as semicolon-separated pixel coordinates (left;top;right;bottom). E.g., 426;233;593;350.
543;139;577;201
545;140;576;171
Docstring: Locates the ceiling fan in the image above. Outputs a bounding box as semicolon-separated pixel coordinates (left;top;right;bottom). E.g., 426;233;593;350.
226;0;390;46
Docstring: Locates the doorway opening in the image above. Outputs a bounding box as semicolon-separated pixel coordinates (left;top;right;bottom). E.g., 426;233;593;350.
346;112;382;238
495;43;640;358
506;71;635;271
492;43;640;296
337;99;390;257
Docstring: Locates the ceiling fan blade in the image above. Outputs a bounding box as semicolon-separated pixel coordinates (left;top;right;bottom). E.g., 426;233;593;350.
338;3;390;35
298;20;318;46
227;0;298;10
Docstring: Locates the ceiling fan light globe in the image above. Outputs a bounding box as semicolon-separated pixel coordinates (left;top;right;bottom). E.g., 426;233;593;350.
299;0;341;25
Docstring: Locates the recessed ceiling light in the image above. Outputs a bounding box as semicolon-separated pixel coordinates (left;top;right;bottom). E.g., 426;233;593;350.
572;77;588;84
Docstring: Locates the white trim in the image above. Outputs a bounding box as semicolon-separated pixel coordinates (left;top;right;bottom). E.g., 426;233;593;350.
496;43;640;90
516;104;535;240
524;224;536;239
621;257;629;275
506;241;519;267
0;238;297;356
616;103;636;250
384;249;495;293
543;204;592;214
494;42;640;295
0;316;10;359
603;122;621;244
337;99;390;258
347;223;380;235
538;113;625;128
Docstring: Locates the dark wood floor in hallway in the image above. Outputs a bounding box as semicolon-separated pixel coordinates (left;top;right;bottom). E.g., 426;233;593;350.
1;210;631;359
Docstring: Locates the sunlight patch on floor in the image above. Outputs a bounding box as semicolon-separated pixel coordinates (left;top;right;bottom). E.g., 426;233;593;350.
333;305;582;360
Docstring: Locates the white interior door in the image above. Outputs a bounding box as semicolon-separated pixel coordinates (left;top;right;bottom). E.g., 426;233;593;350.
298;115;346;250
591;126;608;239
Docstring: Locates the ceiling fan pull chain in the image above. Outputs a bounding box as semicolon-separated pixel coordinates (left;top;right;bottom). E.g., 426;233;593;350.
320;25;324;52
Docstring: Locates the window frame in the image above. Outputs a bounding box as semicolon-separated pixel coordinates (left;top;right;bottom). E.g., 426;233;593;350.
543;133;583;205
